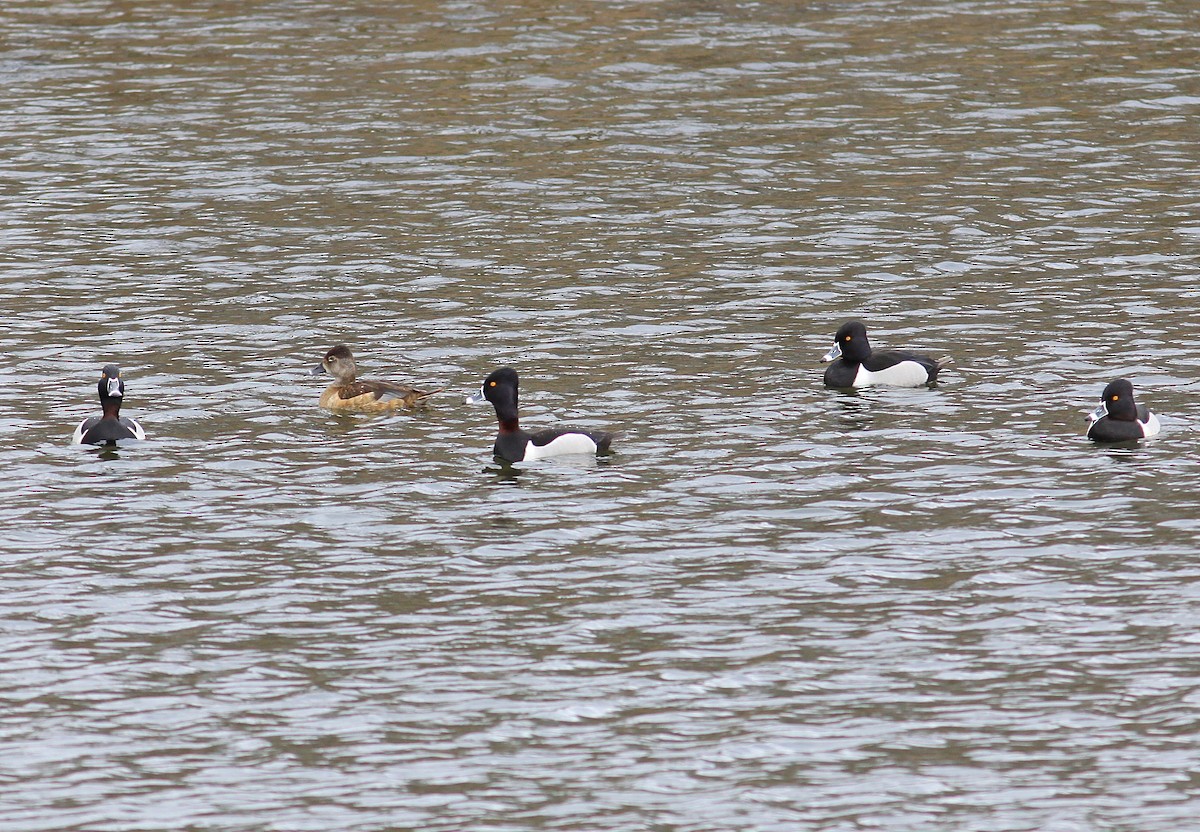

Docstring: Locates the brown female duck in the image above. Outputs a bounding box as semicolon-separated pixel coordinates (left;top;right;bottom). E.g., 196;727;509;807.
311;345;437;413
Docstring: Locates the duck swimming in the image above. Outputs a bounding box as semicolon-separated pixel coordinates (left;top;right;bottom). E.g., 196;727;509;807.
311;345;438;413
822;320;950;388
1086;378;1160;442
467;366;613;462
72;364;146;445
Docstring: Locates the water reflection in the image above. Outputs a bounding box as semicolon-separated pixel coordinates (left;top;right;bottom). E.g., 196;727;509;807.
829;390;876;431
1098;443;1154;462
483;452;614;484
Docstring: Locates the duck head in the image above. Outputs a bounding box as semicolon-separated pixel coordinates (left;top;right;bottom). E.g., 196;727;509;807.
312;345;357;382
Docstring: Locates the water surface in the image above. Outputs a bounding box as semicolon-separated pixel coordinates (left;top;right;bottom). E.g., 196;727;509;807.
3;1;1200;829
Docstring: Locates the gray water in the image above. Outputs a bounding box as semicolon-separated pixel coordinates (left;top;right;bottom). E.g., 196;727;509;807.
3;1;1200;830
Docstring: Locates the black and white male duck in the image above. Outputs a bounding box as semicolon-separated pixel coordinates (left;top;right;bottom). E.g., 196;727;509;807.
467;367;613;462
1086;378;1160;442
311;345;438;413
72;364;146;445
822;320;950;388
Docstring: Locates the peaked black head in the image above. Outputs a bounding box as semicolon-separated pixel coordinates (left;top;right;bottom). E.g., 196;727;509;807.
1098;378;1138;422
480;366;519;404
98;364;124;403
824;320;872;363
466;366;521;427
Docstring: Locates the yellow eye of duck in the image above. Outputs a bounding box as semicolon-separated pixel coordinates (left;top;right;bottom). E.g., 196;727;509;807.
844;335;851;342
1111;395;1119;401
489;381;497;387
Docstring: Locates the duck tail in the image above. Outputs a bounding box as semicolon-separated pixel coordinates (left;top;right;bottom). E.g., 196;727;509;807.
935;355;953;370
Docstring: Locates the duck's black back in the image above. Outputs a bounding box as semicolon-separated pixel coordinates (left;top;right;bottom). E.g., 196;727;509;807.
529;427;613;452
861;349;941;377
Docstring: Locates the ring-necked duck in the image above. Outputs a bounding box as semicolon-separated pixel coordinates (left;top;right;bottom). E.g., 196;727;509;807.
822;320;950;388
466;367;613;462
1086;378;1160;441
72;364;146;445
311;345;438;412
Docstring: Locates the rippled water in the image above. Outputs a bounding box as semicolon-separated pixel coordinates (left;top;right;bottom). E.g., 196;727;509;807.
4;1;1200;829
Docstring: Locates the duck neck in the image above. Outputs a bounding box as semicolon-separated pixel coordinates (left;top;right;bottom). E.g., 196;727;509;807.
492;394;520;433
100;398;122;420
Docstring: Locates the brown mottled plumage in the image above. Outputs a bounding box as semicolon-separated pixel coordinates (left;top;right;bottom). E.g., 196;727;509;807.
312;345;438;413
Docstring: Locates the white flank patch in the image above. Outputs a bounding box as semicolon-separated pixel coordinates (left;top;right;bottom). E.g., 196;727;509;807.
1141;412;1161;438
523;433;598;461
127;418;147;440
855;361;930;388
70;419;88;444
